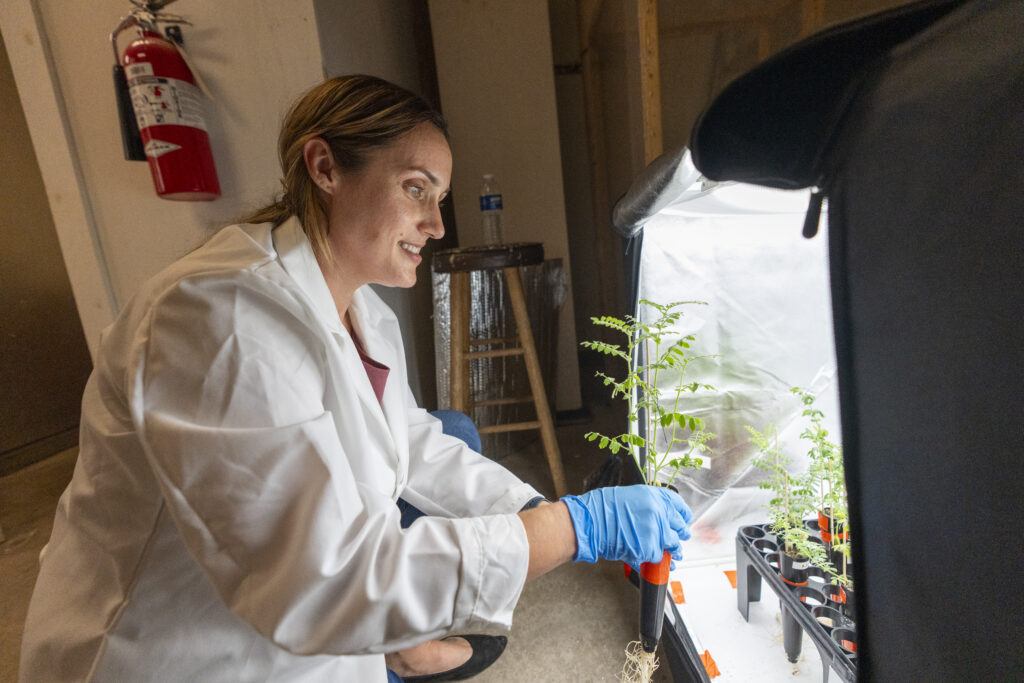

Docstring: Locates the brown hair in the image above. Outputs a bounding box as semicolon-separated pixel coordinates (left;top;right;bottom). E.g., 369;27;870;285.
240;75;448;265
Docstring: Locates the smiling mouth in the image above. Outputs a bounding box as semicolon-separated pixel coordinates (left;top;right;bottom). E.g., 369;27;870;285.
399;241;423;255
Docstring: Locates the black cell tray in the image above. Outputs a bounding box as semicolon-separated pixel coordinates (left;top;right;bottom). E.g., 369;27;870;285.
736;524;857;683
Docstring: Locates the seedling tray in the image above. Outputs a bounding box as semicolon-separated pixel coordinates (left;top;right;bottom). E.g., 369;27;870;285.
736;523;857;683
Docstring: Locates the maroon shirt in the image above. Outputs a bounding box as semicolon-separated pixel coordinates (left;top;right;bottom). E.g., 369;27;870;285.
351;330;389;405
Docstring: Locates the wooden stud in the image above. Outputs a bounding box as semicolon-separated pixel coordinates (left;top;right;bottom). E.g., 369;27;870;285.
758;23;773;61
504;266;568;497
449;271;470;412
637;0;663;166
576;0;619;317
800;0;825;37
658;2;786;30
578;0;603;43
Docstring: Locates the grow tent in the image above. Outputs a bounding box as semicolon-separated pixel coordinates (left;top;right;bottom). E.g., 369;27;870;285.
616;0;1023;679
611;146;845;681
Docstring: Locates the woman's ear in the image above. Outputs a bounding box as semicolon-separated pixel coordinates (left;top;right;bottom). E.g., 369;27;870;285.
303;138;339;196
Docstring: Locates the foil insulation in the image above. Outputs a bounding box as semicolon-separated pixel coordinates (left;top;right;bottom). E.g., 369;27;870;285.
433;260;567;459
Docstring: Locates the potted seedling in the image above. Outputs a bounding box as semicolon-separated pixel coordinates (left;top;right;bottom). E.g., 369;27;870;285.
795;388;847;548
824;502;855;619
793;388;855;617
746;389;859;663
582;299;715;682
747;425;817;587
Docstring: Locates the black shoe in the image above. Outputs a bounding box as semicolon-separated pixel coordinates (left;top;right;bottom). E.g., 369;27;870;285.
401;635;508;682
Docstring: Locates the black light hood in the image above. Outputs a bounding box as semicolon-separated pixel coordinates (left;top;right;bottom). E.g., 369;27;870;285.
689;0;964;189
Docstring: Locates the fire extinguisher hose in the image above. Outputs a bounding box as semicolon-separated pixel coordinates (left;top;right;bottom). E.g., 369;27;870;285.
111;15;146;161
112;64;146;161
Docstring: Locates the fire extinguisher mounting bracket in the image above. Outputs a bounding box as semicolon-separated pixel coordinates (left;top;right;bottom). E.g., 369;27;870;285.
129;0;180;14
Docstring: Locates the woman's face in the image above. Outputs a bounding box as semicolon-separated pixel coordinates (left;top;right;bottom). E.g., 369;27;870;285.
325;122;452;290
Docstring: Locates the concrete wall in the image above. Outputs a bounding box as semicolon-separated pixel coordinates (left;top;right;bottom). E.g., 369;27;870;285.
428;0;583;411
316;0;424;93
2;0;444;405
0;28;91;471
0;0;325;355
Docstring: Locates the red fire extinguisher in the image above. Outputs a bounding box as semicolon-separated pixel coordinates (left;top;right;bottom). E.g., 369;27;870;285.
111;1;220;201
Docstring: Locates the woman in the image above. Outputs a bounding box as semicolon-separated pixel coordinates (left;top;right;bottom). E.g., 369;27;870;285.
20;75;692;682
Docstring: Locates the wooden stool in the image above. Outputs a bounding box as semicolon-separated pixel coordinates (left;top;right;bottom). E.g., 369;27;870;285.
433;243;568;497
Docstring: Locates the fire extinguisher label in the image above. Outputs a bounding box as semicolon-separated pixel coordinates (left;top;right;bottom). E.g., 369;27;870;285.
144;140;182;158
128;64;209;133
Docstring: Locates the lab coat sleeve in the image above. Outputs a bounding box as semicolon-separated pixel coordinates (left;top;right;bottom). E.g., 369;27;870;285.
400;393;545;518
127;272;530;657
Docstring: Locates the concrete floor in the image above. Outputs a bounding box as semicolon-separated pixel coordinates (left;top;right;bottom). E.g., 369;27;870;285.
0;405;672;682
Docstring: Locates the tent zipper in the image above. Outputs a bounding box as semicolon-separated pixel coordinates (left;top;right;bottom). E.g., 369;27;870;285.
802;181;828;239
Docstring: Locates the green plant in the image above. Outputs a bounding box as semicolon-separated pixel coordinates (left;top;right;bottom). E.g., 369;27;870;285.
581;299;715;486
828;501;853;588
750;388;853;585
746;424;817;557
796;388;844;528
793;387;852;587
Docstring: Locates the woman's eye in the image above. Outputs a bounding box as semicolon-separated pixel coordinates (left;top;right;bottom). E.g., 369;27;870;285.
407;184;425;199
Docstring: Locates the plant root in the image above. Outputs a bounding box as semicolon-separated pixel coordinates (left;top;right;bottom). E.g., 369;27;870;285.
620;641;659;683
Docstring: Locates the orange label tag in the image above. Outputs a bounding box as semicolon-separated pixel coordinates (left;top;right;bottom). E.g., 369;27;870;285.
723;570;737;588
701;650;722;678
670;580;685;604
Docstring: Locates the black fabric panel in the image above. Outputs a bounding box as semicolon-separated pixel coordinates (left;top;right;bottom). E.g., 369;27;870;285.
828;1;1024;678
689;0;963;189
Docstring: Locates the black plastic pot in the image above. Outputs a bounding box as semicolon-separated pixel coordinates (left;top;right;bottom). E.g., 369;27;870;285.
831;627;858;658
842;584;856;619
752;538;778;555
825;582;856;619
810;604;850;632
792;584;827;609
804;565;829;589
829;546;854;579
740;525;766;542
757;523;778;543
779;551;810;587
736;523;858;680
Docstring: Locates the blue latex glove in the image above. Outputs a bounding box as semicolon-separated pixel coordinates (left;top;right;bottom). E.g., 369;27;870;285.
561;485;693;566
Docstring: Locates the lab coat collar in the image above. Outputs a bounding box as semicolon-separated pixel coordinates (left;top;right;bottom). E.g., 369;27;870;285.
272;217;405;490
272;217;390;335
272;216;345;335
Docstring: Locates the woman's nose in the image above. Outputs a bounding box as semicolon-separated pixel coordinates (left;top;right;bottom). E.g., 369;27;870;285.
422;203;445;240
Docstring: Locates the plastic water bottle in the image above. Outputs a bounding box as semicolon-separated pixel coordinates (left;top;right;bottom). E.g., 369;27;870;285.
479;174;505;244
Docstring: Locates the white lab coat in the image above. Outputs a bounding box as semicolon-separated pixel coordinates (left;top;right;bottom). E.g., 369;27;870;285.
20;217;541;682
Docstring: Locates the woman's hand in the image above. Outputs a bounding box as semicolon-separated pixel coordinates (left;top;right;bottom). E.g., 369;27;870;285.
517;485;692;580
561;485;692;565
